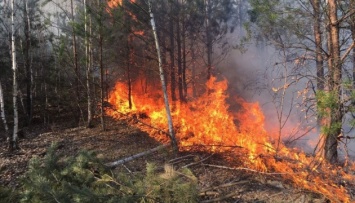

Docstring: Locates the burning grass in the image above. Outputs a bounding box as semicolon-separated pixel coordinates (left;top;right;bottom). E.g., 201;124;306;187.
107;77;355;202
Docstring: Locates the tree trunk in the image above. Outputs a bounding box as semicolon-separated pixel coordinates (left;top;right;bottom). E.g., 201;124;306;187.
71;0;80;114
176;1;184;102
0;82;9;139
106;144;169;168
85;0;93;128
127;35;133;109
169;2;176;101
148;0;178;152
350;0;355;88
11;0;19;150
24;0;32;125
158;0;168;88
182;13;187;99
206;0;213;80
324;0;341;163
191;38;197;98
99;0;105;131
311;0;324;91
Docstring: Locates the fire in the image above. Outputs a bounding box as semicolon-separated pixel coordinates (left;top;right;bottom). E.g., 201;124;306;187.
107;76;355;202
107;0;136;8
107;0;141;24
107;0;122;8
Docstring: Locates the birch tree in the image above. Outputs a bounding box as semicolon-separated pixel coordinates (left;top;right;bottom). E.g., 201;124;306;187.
0;81;9;139
148;0;178;152
11;0;19;150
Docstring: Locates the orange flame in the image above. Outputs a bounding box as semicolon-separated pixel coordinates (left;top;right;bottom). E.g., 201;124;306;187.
107;76;354;202
107;0;122;8
107;0;136;8
106;0;144;36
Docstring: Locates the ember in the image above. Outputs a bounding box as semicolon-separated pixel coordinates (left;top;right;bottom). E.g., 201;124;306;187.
107;76;355;202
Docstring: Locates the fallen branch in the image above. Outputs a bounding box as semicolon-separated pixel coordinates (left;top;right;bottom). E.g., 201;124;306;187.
200;190;241;203
199;191;220;196
202;164;290;175
199;180;249;194
106;144;169;168
182;154;214;168
168;154;196;164
181;144;243;149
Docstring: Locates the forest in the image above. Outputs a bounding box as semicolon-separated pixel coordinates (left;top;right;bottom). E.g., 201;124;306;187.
1;0;355;202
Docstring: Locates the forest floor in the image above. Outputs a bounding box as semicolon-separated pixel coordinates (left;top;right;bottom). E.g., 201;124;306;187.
0;117;328;203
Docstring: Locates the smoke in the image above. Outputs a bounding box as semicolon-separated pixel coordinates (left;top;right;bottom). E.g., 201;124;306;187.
214;28;355;160
214;32;324;155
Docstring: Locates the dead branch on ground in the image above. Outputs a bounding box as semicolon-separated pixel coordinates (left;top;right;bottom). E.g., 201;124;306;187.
106;144;169;168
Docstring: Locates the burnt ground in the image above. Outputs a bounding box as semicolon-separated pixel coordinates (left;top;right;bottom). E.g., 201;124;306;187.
0;117;328;203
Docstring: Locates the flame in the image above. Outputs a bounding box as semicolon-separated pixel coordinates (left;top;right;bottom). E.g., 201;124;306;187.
107;76;354;202
107;0;122;8
107;0;136;8
107;0;141;25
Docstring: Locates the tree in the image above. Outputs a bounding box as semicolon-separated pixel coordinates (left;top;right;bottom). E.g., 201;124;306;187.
84;0;93;128
98;0;105;131
148;0;178;152
71;0;79;102
311;0;324;91
322;0;342;163
23;0;32;125
203;0;235;80
249;0;355;163
0;81;9;139
11;0;19;150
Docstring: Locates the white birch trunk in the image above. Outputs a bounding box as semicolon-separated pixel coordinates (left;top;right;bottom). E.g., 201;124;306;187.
11;0;19;149
85;0;92;128
0;82;9;137
148;1;178;151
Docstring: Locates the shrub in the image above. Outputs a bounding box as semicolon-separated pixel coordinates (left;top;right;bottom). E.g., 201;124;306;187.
20;143;198;203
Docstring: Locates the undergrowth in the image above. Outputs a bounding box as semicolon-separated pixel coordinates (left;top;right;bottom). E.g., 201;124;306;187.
2;143;198;203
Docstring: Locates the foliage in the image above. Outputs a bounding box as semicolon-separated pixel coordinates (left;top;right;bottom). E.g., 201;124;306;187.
316;90;343;136
0;185;20;203
20;143;198;203
316;90;338;118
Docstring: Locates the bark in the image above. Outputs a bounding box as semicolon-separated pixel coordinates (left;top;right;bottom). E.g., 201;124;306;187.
311;0;324;91
324;0;341;163
182;13;187;99
24;0;32;125
176;1;184;102
350;0;355;88
148;0;178;152
85;0;93;128
158;1;168;87
0;82;9;139
106;144;169;168
100;29;105;131
71;0;79;102
191;39;197;98
89;9;94;118
98;0;105;131
169;2;176;101
206;0;213;80
160;28;168;88
127;35;133;109
11;0;19;150
123;0;133;110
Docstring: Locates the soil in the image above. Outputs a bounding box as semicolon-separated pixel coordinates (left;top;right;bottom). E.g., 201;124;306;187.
0;117;329;203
